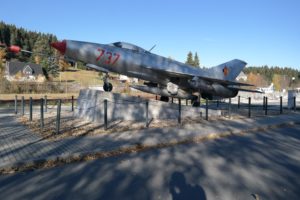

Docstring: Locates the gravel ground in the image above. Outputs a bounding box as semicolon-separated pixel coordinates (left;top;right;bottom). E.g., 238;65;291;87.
17;110;213;140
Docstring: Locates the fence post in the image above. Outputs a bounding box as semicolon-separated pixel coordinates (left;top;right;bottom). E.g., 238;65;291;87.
248;97;251;118
280;96;283;114
21;96;24;116
228;98;231;118
56;99;61;134
186;99;188;106
104;99;108;130
155;95;158;100
294;96;296;111
263;96;265;110
178;99;181;124
238;96;240;109
14;95;18;114
217;100;219;108
71;95;74;112
205;98;208;121
40;98;44;129
265;97;268;115
29;97;33;121
145;101;149;128
44;95;47;112
171;97;174;103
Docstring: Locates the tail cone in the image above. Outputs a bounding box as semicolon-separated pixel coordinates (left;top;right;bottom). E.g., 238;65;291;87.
51;40;66;54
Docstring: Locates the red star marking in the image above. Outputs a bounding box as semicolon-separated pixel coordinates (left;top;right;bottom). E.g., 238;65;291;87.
223;66;229;76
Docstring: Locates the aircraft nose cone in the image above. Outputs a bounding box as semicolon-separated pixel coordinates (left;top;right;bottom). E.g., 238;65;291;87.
51;40;66;54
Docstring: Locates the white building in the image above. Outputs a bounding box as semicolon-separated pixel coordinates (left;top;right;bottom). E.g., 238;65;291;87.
119;75;138;83
236;71;247;81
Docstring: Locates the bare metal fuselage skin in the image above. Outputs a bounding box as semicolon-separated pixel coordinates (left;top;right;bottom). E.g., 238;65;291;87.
63;40;247;99
66;41;193;86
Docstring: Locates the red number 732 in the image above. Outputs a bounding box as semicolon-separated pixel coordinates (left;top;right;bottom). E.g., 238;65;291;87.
96;48;120;65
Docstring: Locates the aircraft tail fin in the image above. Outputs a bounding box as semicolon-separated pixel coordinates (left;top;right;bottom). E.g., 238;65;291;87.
207;59;247;81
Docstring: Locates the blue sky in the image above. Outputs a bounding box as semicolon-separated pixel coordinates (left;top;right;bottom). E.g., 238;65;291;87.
1;0;299;69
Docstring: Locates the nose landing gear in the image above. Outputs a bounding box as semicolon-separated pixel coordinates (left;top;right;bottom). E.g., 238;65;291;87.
103;82;113;92
103;73;113;92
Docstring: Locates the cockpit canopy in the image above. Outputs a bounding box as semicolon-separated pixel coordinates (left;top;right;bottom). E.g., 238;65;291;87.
109;42;147;53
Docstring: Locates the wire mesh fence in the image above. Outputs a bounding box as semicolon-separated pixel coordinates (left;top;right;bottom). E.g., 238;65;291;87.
1;93;298;139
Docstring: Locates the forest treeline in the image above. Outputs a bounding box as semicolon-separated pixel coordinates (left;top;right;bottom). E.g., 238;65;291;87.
244;66;299;83
0;21;57;61
0;21;62;77
244;66;300;90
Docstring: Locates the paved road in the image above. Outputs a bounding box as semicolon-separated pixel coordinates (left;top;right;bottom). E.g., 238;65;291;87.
0;125;299;200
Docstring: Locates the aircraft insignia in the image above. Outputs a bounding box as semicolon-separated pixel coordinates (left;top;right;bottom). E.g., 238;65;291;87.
223;66;229;76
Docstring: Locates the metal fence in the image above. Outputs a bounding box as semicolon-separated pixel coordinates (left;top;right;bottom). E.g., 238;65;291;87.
10;95;75;134
2;94;298;135
210;95;298;118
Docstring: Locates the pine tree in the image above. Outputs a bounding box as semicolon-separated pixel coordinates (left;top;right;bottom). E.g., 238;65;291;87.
31;35;59;78
41;58;59;79
185;51;194;66
194;52;200;67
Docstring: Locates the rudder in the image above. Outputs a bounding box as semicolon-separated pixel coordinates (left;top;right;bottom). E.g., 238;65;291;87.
207;59;247;81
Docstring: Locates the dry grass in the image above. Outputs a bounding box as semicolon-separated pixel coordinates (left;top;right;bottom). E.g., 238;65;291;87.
17;109;215;141
52;69;102;87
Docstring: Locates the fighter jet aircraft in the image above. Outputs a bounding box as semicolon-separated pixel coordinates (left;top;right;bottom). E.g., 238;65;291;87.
6;39;260;102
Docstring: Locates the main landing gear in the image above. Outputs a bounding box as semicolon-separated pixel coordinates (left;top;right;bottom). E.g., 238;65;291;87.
103;73;113;92
192;100;200;107
192;95;200;107
160;96;169;102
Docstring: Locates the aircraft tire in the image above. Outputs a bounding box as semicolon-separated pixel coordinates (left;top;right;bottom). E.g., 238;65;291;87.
160;96;169;102
103;83;113;92
192;101;200;107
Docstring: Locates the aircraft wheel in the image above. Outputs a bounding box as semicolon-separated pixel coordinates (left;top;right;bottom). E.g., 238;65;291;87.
103;83;113;92
192;100;200;107
160;96;169;102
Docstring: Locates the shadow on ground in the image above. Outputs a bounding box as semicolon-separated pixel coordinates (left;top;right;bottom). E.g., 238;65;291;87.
0;125;299;200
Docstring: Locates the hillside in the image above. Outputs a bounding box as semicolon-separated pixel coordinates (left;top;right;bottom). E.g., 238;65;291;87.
52;69;102;87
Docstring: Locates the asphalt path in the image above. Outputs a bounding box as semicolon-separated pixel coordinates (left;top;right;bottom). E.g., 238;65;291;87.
0;126;299;200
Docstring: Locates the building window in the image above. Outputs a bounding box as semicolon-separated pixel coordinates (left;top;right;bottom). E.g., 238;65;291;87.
23;65;33;75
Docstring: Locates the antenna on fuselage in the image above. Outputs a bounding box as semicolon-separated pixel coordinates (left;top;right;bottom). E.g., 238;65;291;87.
148;44;156;52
